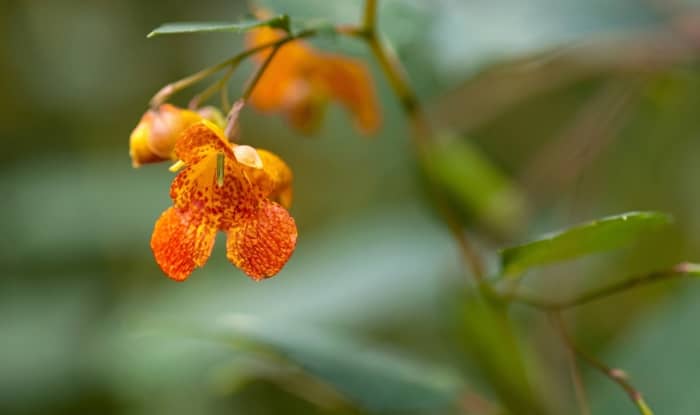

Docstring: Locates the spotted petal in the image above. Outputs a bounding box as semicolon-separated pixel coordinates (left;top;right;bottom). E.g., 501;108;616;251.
225;200;297;280
174;120;233;164
151;207;217;281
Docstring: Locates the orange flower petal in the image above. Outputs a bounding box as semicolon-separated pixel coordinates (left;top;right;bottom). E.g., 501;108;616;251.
245;22;380;135
174;121;233;164
151;207;217;281
257;149;293;208
247;25;324;120
284;80;329;135
249;25;314;64
170;133;282;227
248;54;304;111
225;200;298;280
322;55;381;134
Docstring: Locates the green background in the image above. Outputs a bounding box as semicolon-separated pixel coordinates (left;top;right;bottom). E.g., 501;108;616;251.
2;0;700;413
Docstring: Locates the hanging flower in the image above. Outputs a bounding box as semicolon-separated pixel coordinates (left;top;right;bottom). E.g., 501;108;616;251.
150;119;297;281
129;104;224;167
246;20;381;135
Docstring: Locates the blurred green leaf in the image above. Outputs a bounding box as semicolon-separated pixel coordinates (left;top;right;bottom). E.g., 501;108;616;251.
421;132;528;235
147;15;290;38
454;294;547;414
500;211;672;277
209;314;464;412
101;314;464;413
0;280;101;411
93;208;463;412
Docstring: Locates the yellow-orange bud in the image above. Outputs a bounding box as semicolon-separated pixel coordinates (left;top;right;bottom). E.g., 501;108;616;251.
129;104;223;168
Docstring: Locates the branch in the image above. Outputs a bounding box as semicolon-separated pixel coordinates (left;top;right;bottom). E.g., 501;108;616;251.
511;262;700;310
363;0;378;31
550;312;654;415
242;45;281;100
150;28;319;108
366;36;421;124
188;66;235;110
358;0;487;282
562;331;591;415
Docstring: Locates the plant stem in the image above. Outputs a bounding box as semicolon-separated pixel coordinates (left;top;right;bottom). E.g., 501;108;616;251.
549;312;654;415
149;29;318;108
363;0;378;31
359;0;486;282
511;263;699;310
241;45;281;100
221;73;231;113
366;36;422;130
188;66;236;110
558;319;591;415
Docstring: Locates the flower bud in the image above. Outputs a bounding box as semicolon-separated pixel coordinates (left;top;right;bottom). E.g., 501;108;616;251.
129;104;224;168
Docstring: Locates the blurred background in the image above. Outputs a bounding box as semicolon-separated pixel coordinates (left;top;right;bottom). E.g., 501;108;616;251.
3;0;700;414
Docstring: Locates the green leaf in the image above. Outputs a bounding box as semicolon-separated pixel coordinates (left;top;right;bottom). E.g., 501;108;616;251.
147;15;290;38
421;131;528;235
454;294;548;414
87;207;464;412
210;315;464;412
500;211;672;276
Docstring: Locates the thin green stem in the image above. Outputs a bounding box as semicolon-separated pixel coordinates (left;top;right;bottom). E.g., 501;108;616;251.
440;196;488;282
363;0;378;31
221;74;231;113
242;45;281;100
150;29;318;108
568;350;591;415
550;312;654;415
366;35;421;128
510;263;698;310
560;324;591;415
359;0;486;282
188;66;236;110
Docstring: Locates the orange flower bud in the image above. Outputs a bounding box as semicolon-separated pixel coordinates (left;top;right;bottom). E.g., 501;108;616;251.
129;104;224;167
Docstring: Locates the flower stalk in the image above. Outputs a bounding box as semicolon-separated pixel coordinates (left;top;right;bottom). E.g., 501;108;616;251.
550;312;654;415
242;45;281;100
358;0;486;282
188;67;236;110
149;29;320;108
510;263;700;310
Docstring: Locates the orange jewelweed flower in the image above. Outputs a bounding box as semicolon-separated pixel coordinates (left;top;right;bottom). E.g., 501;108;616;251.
129;104;224;167
246;23;381;135
150;120;297;281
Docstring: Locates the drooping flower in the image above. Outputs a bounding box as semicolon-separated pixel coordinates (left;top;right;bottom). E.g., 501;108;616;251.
129;104;224;167
246;20;381;135
150;119;297;281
